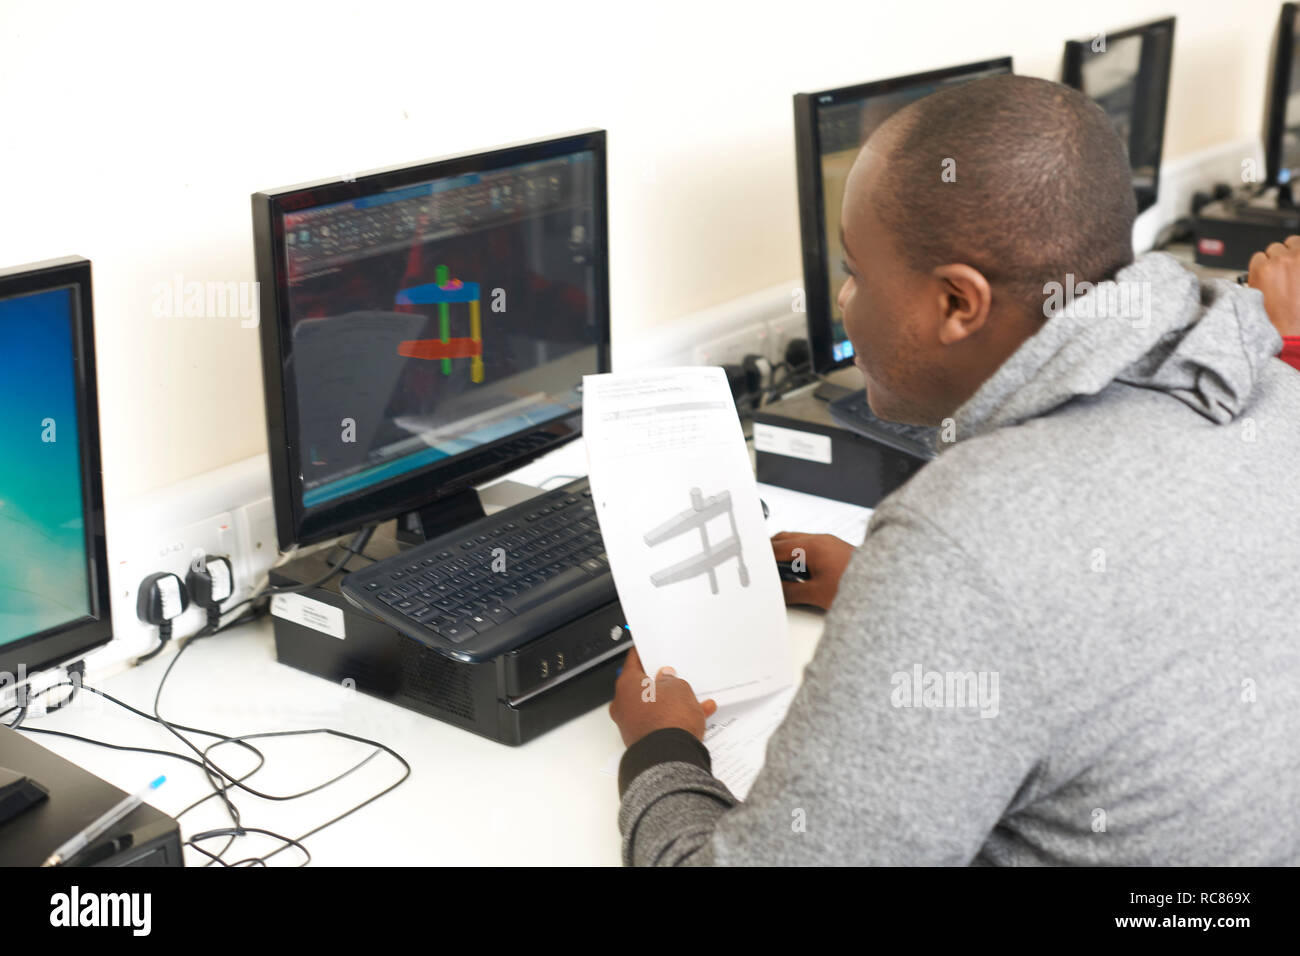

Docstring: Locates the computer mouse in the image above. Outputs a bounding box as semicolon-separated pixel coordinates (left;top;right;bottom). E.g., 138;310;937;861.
776;560;810;583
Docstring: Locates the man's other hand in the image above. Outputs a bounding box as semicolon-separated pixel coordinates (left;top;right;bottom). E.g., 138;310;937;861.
1248;235;1300;337
609;647;717;747
771;531;855;610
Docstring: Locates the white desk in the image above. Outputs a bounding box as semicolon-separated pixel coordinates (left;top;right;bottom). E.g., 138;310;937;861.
27;603;828;866
23;443;860;866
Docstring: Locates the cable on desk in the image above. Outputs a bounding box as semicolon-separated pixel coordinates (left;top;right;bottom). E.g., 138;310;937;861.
538;473;581;489
195;727;410;867
149;624;411;865
186;826;311;867
17;676;270;835
16;588;410;866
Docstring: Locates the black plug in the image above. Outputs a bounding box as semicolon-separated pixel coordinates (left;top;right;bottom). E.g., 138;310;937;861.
187;555;234;632
783;337;811;371
136;572;189;661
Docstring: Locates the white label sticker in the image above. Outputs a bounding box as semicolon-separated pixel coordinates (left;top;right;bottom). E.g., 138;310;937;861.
271;593;346;640
753;423;833;465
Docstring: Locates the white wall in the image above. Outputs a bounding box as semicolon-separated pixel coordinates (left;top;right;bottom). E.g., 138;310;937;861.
0;0;1282;507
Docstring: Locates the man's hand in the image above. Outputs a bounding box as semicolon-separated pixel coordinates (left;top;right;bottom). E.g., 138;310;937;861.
1248;235;1300;337
608;647;716;747
771;531;855;610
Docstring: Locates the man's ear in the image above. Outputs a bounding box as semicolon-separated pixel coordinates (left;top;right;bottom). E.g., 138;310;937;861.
932;263;992;346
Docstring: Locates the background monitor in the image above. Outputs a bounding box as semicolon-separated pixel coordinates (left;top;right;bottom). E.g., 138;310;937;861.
1063;17;1175;214
794;57;1014;375
253;130;611;550
0;257;111;678
1264;3;1300;193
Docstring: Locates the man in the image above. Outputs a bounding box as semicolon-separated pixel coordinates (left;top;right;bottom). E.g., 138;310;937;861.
609;74;1300;865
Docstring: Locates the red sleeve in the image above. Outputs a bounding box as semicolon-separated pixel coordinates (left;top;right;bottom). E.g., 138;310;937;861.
1281;336;1300;372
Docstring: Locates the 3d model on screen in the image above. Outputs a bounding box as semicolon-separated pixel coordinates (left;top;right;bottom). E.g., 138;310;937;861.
644;487;750;595
395;263;485;382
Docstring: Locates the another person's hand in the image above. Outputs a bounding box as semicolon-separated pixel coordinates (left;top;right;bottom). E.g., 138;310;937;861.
608;647;717;747
1248;235;1300;337
770;531;855;610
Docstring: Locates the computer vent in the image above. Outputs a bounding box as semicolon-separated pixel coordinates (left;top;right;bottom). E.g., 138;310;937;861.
398;641;476;720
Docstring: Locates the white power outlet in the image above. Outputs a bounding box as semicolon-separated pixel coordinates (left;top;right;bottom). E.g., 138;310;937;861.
767;310;808;367
99;455;278;663
692;322;769;368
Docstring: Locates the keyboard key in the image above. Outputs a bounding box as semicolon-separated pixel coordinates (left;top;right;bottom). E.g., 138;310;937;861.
434;620;477;643
503;567;588;614
483;605;514;624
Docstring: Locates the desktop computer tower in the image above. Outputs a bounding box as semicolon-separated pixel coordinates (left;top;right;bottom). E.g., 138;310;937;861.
0;726;183;867
751;375;928;509
267;524;631;746
1193;194;1300;271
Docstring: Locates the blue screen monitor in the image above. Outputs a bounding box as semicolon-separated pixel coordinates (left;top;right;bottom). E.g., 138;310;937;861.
0;257;111;679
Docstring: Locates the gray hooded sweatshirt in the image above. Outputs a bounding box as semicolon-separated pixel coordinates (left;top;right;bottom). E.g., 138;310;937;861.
617;252;1300;866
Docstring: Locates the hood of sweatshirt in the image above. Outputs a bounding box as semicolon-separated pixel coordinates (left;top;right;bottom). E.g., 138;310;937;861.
949;252;1283;446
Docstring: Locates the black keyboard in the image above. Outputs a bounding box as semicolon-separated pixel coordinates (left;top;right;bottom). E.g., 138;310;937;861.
340;478;615;663
828;389;939;461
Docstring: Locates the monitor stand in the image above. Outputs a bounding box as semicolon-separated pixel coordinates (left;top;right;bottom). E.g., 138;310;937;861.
395;486;486;546
393;480;543;547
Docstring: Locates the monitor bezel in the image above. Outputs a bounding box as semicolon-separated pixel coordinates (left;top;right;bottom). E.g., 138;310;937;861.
1062;16;1176;215
0;256;112;679
793;57;1014;376
252;129;611;550
1263;3;1300;187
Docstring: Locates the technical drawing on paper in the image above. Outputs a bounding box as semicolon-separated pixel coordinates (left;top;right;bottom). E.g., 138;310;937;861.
643;487;750;595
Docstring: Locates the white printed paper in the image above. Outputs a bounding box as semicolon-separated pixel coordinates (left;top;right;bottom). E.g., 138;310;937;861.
583;367;793;707
601;685;797;800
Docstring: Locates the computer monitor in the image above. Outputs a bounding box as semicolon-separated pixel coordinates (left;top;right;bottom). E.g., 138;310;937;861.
1264;3;1300;195
794;58;1014;375
253;130;611;550
0;257;111;679
1063;17;1175;215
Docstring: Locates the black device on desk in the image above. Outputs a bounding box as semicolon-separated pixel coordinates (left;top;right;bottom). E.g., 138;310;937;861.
792;58;1011;452
252;130;630;744
752;374;928;509
0;726;181;867
1062;16;1175;216
1194;4;1300;269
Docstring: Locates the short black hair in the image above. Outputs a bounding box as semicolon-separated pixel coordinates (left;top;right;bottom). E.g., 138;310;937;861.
869;74;1136;318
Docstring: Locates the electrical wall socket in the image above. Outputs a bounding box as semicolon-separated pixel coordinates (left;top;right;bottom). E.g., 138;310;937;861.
91;454;278;672
692;321;770;368
767;310;808;366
